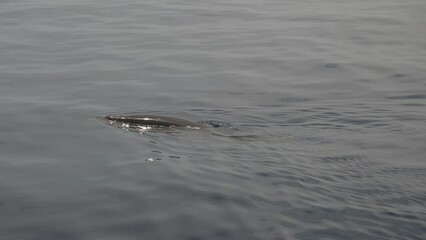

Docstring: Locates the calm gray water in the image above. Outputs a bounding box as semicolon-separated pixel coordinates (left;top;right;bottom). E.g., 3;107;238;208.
1;0;426;239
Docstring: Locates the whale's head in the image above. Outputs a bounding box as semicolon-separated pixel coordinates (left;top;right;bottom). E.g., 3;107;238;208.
105;115;127;122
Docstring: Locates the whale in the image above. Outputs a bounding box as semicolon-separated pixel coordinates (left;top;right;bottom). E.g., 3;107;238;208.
105;115;206;128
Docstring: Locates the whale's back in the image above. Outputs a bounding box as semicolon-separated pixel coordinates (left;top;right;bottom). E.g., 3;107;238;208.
105;115;205;128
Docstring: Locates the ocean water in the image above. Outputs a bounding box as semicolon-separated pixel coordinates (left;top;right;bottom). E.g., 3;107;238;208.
1;0;426;239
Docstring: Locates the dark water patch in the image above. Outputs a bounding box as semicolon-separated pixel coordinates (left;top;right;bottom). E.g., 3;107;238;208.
249;195;292;208
288;205;426;240
335;117;383;125
388;94;426;100
279;97;312;103
393;73;406;78
283;207;346;224
325;63;338;68
381;211;421;221
102;221;158;236
3;227;79;240
402;103;425;107
379;167;426;179
383;194;426;207
318;155;367;164
295;228;371;240
279;219;297;228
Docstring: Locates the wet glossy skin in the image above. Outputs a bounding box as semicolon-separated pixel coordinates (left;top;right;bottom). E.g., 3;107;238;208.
105;115;205;128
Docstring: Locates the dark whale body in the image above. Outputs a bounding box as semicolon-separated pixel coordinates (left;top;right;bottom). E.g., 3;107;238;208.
105;115;205;128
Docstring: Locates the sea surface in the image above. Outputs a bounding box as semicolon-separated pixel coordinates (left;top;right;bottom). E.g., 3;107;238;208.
1;1;426;239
